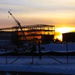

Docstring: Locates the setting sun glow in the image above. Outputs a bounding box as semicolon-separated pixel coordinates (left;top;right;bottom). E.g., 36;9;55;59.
56;27;74;33
55;27;75;41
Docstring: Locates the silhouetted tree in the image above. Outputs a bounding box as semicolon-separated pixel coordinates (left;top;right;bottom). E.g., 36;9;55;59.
54;38;61;43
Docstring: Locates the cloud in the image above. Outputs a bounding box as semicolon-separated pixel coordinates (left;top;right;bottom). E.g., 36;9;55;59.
0;0;75;13
0;0;75;28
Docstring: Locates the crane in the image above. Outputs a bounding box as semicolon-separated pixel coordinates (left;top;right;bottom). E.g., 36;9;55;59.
8;11;37;53
8;11;27;41
8;11;41;60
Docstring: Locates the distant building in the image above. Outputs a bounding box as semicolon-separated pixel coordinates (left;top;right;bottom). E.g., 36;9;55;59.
0;24;55;44
62;32;75;42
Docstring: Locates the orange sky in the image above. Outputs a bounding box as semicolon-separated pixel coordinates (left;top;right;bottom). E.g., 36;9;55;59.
0;0;75;40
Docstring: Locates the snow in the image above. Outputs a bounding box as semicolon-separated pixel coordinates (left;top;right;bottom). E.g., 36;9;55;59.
0;43;75;74
0;56;75;74
41;43;75;52
0;63;75;74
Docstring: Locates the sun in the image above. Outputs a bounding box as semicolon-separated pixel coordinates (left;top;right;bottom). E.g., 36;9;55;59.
55;27;75;41
56;27;74;33
54;34;62;41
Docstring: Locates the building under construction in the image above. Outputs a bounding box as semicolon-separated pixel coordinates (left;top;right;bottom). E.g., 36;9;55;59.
0;11;55;47
0;24;55;44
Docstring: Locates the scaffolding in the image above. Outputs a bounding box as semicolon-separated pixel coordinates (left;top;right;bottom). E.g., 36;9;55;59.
0;24;55;44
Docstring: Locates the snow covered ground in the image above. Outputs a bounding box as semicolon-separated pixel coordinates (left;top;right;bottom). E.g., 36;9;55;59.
41;43;75;52
0;63;75;75
0;43;75;75
0;56;75;74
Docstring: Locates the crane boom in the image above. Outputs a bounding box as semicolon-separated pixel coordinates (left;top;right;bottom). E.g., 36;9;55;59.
8;11;27;41
8;11;36;52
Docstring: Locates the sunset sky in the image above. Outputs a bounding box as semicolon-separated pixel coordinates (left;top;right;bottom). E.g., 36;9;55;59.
0;0;75;40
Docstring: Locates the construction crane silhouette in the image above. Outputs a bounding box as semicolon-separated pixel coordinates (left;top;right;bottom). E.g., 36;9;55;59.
8;11;37;53
8;11;42;61
8;11;27;41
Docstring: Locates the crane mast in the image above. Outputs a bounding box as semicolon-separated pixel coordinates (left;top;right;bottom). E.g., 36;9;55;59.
8;11;35;52
8;11;27;41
